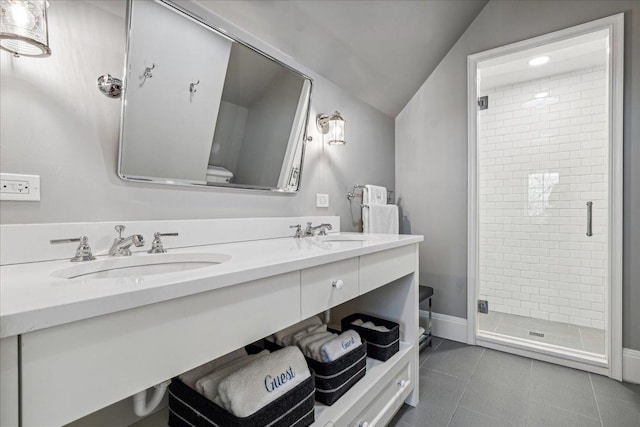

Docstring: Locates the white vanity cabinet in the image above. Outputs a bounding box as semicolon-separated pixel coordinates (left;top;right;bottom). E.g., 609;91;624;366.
20;273;302;427
0;336;19;427
0;222;421;427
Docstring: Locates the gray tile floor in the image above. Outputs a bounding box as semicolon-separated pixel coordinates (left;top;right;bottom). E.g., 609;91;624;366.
478;311;605;354
389;338;640;427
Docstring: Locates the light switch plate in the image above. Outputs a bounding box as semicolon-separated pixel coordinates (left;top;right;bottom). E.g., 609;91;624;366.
316;193;329;208
0;173;41;201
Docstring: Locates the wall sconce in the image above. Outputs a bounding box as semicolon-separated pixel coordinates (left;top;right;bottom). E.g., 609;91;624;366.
97;74;123;98
0;0;51;57
316;111;346;145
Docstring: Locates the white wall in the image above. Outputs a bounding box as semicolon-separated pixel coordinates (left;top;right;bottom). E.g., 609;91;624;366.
478;66;608;329
395;0;640;350
0;0;394;231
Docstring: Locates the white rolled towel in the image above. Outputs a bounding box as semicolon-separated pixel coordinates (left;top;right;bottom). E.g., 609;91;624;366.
216;346;311;418
274;315;323;346
296;330;334;351
353;320;390;332
320;330;362;362
179;348;247;389
196;350;270;400
292;324;327;347
304;333;338;361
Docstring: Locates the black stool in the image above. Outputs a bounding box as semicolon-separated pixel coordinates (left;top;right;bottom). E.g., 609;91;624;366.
418;285;434;351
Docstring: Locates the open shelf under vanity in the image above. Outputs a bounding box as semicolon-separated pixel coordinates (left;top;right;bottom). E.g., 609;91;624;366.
133;343;414;427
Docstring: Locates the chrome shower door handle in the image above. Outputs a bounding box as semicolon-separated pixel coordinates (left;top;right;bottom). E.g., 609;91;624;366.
586;201;593;237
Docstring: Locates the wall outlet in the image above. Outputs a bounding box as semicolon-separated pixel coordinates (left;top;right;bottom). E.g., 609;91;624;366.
316;193;329;208
0;173;40;201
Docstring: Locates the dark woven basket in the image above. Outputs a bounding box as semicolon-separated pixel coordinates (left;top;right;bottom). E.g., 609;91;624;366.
341;313;400;361
168;372;315;427
263;337;367;406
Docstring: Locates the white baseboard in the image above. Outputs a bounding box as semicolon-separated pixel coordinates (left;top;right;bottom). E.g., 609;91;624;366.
623;348;640;384
419;311;467;343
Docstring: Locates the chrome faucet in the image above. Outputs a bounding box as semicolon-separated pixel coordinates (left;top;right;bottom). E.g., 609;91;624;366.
50;235;96;262
109;225;145;256
290;224;304;238
305;222;333;236
147;232;179;254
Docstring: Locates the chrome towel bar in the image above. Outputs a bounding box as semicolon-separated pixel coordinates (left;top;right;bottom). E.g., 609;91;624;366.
347;184;394;202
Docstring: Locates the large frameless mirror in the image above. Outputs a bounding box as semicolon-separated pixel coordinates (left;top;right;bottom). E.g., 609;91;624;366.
118;0;312;192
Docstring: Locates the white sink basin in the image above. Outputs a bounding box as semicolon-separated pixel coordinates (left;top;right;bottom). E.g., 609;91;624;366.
318;234;369;242
50;252;231;280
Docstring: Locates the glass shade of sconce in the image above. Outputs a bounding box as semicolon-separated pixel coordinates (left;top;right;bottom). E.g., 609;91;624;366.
0;0;51;57
317;111;346;145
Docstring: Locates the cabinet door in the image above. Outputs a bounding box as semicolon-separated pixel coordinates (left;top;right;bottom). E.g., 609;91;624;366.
348;358;412;426
21;273;300;427
0;337;19;427
360;245;416;294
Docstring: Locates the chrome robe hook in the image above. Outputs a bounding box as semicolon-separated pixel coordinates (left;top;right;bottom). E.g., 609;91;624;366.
141;63;156;85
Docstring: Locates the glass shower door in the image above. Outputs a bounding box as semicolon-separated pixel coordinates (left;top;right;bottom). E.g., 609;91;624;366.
475;29;610;357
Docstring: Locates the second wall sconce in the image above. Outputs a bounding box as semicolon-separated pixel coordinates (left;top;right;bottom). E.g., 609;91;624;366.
316;111;346;145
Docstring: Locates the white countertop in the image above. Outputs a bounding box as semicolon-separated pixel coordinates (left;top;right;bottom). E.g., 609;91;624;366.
0;233;422;338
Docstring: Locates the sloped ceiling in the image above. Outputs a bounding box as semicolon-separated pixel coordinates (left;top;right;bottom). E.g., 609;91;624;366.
195;0;488;117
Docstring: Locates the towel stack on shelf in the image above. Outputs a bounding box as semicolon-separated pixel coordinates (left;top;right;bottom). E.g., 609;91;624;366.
362;184;399;234
268;315;367;405
342;313;400;361
351;318;391;332
169;346;315;427
272;315;363;363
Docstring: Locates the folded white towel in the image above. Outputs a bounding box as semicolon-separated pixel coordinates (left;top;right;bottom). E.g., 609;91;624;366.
357;320;391;332
352;319;391;332
180;348;248;389
196;350;270;400
216;346;311;418
363;204;399;234
296;330;334;352
364;185;387;205
304;333;338;361
292;324;327;347
274;315;323;346
319;330;362;362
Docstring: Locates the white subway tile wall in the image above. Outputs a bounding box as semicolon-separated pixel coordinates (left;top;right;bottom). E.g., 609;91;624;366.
478;66;608;330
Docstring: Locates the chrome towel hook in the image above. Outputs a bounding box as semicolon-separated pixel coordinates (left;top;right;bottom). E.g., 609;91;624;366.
143;64;155;79
141;63;156;85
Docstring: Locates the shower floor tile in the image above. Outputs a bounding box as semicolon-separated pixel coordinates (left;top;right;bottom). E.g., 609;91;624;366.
478;311;605;355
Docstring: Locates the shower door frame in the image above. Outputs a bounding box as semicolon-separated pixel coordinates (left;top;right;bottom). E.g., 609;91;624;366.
466;14;624;380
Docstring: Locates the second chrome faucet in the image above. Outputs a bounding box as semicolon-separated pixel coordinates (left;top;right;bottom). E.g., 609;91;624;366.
290;222;333;238
109;225;145;256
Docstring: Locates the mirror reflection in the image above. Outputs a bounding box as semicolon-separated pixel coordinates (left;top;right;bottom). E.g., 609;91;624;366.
119;0;312;192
